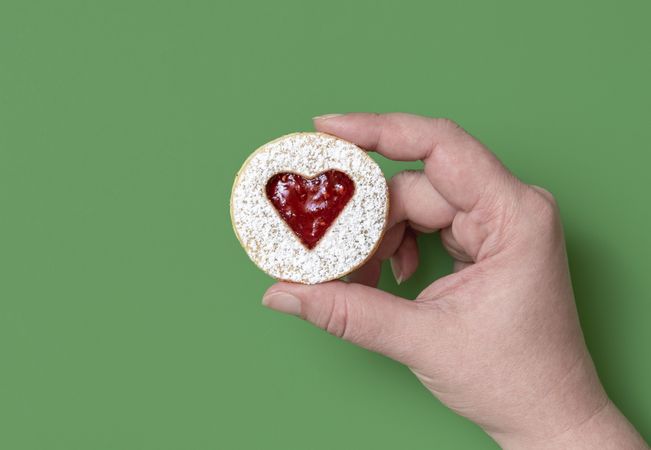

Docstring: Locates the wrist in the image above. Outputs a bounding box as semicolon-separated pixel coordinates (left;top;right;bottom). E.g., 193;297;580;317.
491;399;648;450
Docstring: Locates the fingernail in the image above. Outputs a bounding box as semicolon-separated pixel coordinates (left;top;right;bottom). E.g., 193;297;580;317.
313;113;343;121
262;292;302;316
390;257;404;285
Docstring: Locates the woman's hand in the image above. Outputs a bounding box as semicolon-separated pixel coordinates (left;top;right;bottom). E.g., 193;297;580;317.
262;113;648;449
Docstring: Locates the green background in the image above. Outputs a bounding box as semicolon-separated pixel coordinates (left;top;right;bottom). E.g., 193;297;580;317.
1;0;649;448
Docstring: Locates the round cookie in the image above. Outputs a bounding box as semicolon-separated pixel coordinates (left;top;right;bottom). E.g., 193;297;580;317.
230;132;389;284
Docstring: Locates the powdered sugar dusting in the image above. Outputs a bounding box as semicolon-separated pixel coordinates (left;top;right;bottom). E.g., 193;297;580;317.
231;132;388;284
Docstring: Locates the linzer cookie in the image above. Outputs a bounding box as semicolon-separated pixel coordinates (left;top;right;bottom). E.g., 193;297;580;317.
230;132;389;284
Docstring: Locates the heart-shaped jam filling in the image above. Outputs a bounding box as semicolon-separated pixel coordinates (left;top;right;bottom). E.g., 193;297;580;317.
266;170;355;249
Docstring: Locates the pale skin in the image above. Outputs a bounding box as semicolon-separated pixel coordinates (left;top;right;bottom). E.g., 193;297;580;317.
262;113;649;449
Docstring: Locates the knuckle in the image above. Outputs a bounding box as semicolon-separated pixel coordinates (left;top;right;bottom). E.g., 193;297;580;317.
539;198;558;223
431;117;473;142
526;186;561;231
389;169;421;191
530;185;557;205
324;289;351;339
532;186;558;212
433;117;463;132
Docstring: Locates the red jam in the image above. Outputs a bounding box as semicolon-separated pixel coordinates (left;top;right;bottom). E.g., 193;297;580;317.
266;170;355;249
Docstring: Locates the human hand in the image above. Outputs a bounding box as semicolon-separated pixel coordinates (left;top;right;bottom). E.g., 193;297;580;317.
262;113;648;449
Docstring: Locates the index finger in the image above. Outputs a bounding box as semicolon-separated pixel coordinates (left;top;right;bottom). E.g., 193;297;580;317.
313;112;521;212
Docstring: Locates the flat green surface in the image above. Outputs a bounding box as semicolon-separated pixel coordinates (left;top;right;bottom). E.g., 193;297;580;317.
1;1;650;448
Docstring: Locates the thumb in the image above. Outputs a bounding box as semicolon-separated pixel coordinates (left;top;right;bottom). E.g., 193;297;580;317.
262;281;423;364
